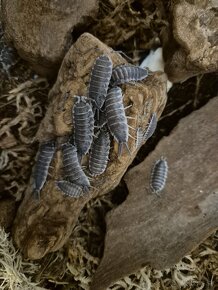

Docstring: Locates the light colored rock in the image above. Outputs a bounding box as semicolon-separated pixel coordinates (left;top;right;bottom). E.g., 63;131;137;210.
1;0;99;76
91;97;218;290
162;0;218;82
12;33;168;260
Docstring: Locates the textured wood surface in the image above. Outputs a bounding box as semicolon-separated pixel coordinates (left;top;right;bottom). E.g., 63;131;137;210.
12;33;168;259
91;97;218;290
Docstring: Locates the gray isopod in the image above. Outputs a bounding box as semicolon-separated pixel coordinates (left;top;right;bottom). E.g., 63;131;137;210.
33;140;56;200
56;180;84;198
61;142;90;192
105;86;129;155
89;129;110;176
73;96;94;155
150;157;168;195
143;112;157;140
88;54;113;112
110;64;148;87
135;113;158;148
135;127;145;148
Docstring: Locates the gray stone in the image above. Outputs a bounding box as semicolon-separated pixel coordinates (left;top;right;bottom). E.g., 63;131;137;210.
1;0;99;76
91;97;218;290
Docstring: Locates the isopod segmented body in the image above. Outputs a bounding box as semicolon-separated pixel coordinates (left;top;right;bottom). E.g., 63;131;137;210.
73;96;94;155
61;143;90;192
110;64;148;87
105;86;129;155
150;157;168;195
56;180;84;198
135;127;145;148
33;140;56;199
89;129;110;176
135;113;157;148
88;54;113;111
143;112;157;140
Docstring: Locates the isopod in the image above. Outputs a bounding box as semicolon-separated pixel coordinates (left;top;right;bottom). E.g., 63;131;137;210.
105;86;129;155
73;96;94;155
143;112;157;140
150;157;168;195
135;113;157;148
110;64;148;87
88;54;113;111
33;140;56;199
61;142;90;192
135;127;145;148
89;129;110;176
56;180;84;198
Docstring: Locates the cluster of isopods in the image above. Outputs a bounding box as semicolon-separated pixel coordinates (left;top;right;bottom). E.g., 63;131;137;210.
32;54;162;200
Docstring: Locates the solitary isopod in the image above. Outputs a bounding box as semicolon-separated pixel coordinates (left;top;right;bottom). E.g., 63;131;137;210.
150;157;168;195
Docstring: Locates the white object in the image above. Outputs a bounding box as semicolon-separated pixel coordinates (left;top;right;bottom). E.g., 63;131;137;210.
140;47;173;92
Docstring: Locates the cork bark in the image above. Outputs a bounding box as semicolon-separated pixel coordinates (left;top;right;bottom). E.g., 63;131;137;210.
12;33;168;260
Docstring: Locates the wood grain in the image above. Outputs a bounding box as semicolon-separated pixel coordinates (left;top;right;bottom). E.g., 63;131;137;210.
12;33;168;259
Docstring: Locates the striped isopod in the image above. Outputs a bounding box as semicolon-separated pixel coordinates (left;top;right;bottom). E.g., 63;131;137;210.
73;96;94;155
56;180;84;198
61;143;90;192
150;157;168;195
105;86;129;155
88;54;113;111
110;64;148;87
33;140;56;200
143;112;157;140
135;127;145;148
89;129;110;176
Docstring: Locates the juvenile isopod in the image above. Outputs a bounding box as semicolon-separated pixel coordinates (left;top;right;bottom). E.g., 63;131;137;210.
72;96;94;155
33;140;56;199
61;142;90;192
89;129;110;176
110;64;148;87
88;54;113;112
105;86;129;155
150;157;168;195
135;127;145;148
143;112;157;140
56;180;84;198
135;113;158;148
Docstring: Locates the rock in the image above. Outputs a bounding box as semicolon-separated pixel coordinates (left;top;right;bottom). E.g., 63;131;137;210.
12;33;168;259
162;0;218;82
91;97;218;290
1;0;99;76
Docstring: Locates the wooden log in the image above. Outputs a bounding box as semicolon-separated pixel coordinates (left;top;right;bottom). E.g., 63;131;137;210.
12;33;168;259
